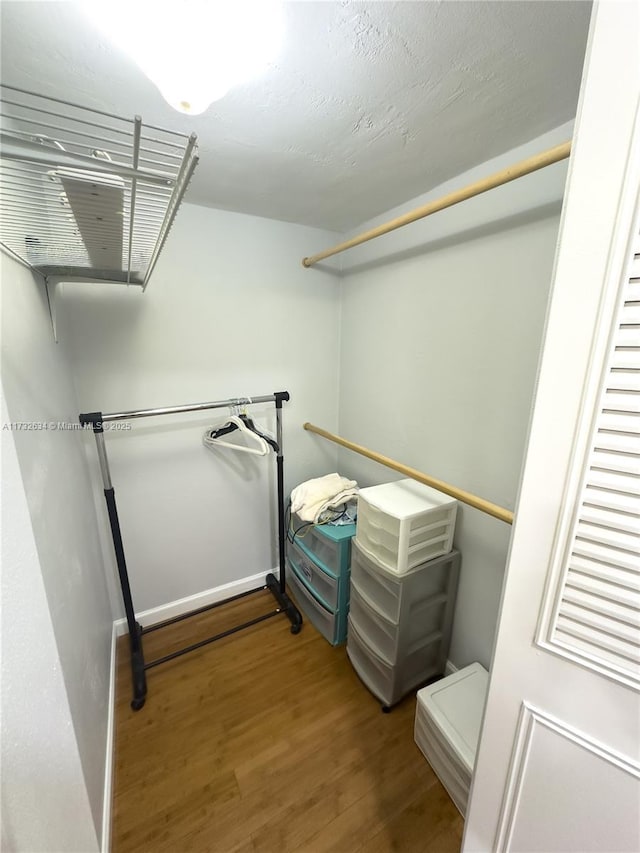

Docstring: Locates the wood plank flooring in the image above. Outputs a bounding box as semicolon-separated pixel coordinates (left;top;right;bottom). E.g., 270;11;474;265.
111;588;463;852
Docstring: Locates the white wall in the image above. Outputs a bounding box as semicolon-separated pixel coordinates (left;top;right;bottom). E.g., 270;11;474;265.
335;123;572;668
60;204;341;614
1;390;98;852
1;255;113;844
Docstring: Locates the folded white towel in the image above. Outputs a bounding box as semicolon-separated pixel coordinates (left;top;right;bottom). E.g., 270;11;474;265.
291;473;358;523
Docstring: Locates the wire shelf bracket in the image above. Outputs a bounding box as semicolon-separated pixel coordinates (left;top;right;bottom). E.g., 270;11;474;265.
0;85;199;293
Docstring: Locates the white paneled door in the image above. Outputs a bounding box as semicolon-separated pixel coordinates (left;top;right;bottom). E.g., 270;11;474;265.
463;3;640;851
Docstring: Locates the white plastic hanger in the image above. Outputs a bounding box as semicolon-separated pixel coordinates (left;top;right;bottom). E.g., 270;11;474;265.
203;415;270;456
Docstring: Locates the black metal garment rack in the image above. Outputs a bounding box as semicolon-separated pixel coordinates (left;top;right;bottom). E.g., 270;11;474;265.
79;391;302;710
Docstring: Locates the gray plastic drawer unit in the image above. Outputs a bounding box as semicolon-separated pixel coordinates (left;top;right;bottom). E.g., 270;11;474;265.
347;617;443;707
349;582;447;665
350;539;455;624
347;541;460;709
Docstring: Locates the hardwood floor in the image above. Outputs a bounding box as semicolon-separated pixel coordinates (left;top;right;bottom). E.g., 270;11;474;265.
111;589;463;852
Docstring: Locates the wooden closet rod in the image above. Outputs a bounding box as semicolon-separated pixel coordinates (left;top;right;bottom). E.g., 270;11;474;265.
304;422;514;525
302;140;572;268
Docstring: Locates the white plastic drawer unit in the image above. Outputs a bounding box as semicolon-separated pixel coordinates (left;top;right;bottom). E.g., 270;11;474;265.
350;539;455;624
349;582;446;665
356;479;457;574
347;617;442;707
287;538;338;610
414;663;489;817
414;707;470;816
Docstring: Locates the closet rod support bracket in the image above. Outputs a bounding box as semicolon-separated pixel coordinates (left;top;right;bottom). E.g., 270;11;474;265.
45;277;59;343
274;391;290;407
79;411;104;430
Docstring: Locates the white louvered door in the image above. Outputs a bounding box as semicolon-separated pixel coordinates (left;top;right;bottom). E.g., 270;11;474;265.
548;227;640;687
464;3;640;851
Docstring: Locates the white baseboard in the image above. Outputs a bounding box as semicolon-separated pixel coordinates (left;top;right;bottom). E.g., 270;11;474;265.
101;622;117;853
444;660;459;677
113;571;273;636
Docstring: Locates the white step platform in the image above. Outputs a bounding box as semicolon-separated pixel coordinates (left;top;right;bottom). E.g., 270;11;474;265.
414;662;489;817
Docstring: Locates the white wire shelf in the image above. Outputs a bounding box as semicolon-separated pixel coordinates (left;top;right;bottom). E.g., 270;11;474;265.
0;85;198;287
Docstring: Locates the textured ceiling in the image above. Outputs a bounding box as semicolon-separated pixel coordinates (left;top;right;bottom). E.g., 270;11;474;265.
1;1;592;231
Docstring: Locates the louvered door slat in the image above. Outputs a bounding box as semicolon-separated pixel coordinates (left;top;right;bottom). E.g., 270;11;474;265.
556;622;638;667
583;484;640;513
594;430;639;453
620;304;640;324
611;349;640;369
572;539;638;572
576;520;639;551
606;371;640;392
551;227;640;684
568;554;638;590
603;391;640;413
616;328;639;346
586;468;640;495
591;449;640;474
565;571;640;608
558;604;639;662
579;503;640;533
597;412;640;433
562;587;640;628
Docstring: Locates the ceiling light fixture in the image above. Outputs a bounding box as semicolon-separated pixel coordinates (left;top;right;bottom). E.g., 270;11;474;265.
80;0;284;115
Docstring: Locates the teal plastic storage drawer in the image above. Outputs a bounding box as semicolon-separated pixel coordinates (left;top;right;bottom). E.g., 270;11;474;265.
286;516;356;646
288;539;338;610
291;517;356;578
297;526;341;575
285;559;342;645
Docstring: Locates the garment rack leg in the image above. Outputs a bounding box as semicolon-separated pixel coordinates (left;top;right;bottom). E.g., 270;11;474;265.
86;417;147;710
268;392;302;633
104;486;147;710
